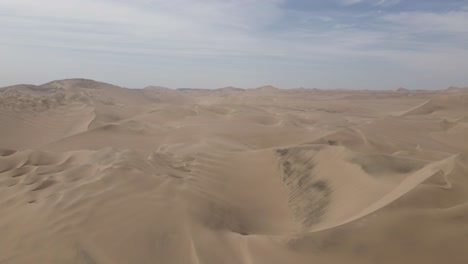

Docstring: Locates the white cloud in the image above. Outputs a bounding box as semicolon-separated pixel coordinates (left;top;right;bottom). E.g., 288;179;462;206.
374;0;400;6
340;0;364;5
340;0;400;6
0;0;287;57
383;10;468;33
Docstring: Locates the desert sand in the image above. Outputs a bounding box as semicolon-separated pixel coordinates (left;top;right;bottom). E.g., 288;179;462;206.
1;79;467;264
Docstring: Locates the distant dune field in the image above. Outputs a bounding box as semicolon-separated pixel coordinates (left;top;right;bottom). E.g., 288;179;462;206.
1;79;468;264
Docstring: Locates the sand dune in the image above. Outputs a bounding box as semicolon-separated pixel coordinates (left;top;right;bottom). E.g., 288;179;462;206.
1;79;468;263
403;93;468;117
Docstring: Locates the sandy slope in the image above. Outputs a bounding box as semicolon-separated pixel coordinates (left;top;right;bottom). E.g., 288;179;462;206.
1;79;468;264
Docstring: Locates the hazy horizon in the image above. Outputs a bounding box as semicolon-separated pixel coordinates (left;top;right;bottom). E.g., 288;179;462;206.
1;77;467;91
1;0;468;89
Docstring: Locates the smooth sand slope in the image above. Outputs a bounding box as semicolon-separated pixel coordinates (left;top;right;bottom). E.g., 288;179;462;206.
1;79;467;264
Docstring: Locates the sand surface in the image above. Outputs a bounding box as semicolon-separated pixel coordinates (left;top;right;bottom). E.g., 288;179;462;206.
1;79;468;263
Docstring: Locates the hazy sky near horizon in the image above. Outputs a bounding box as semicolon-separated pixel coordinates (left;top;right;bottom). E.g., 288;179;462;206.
1;0;467;89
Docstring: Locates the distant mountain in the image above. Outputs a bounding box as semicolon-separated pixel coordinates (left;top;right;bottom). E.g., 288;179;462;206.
176;88;210;91
394;87;410;92
215;86;245;92
254;85;280;91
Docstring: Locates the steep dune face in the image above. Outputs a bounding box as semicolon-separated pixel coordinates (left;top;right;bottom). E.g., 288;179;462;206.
441;86;468;93
403;93;468;117
0;84;95;149
289;154;468;264
1;79;468;263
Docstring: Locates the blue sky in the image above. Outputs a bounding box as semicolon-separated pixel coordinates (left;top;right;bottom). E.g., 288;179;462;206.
0;0;467;89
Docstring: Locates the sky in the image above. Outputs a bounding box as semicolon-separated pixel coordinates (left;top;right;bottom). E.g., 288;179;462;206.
0;0;467;89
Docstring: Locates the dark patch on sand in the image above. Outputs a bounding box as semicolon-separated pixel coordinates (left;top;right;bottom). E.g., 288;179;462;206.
349;154;426;176
0;149;16;156
276;148;289;157
277;146;333;228
31;179;56;191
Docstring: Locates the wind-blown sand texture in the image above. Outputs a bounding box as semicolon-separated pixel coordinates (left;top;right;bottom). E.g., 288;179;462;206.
1;79;468;264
